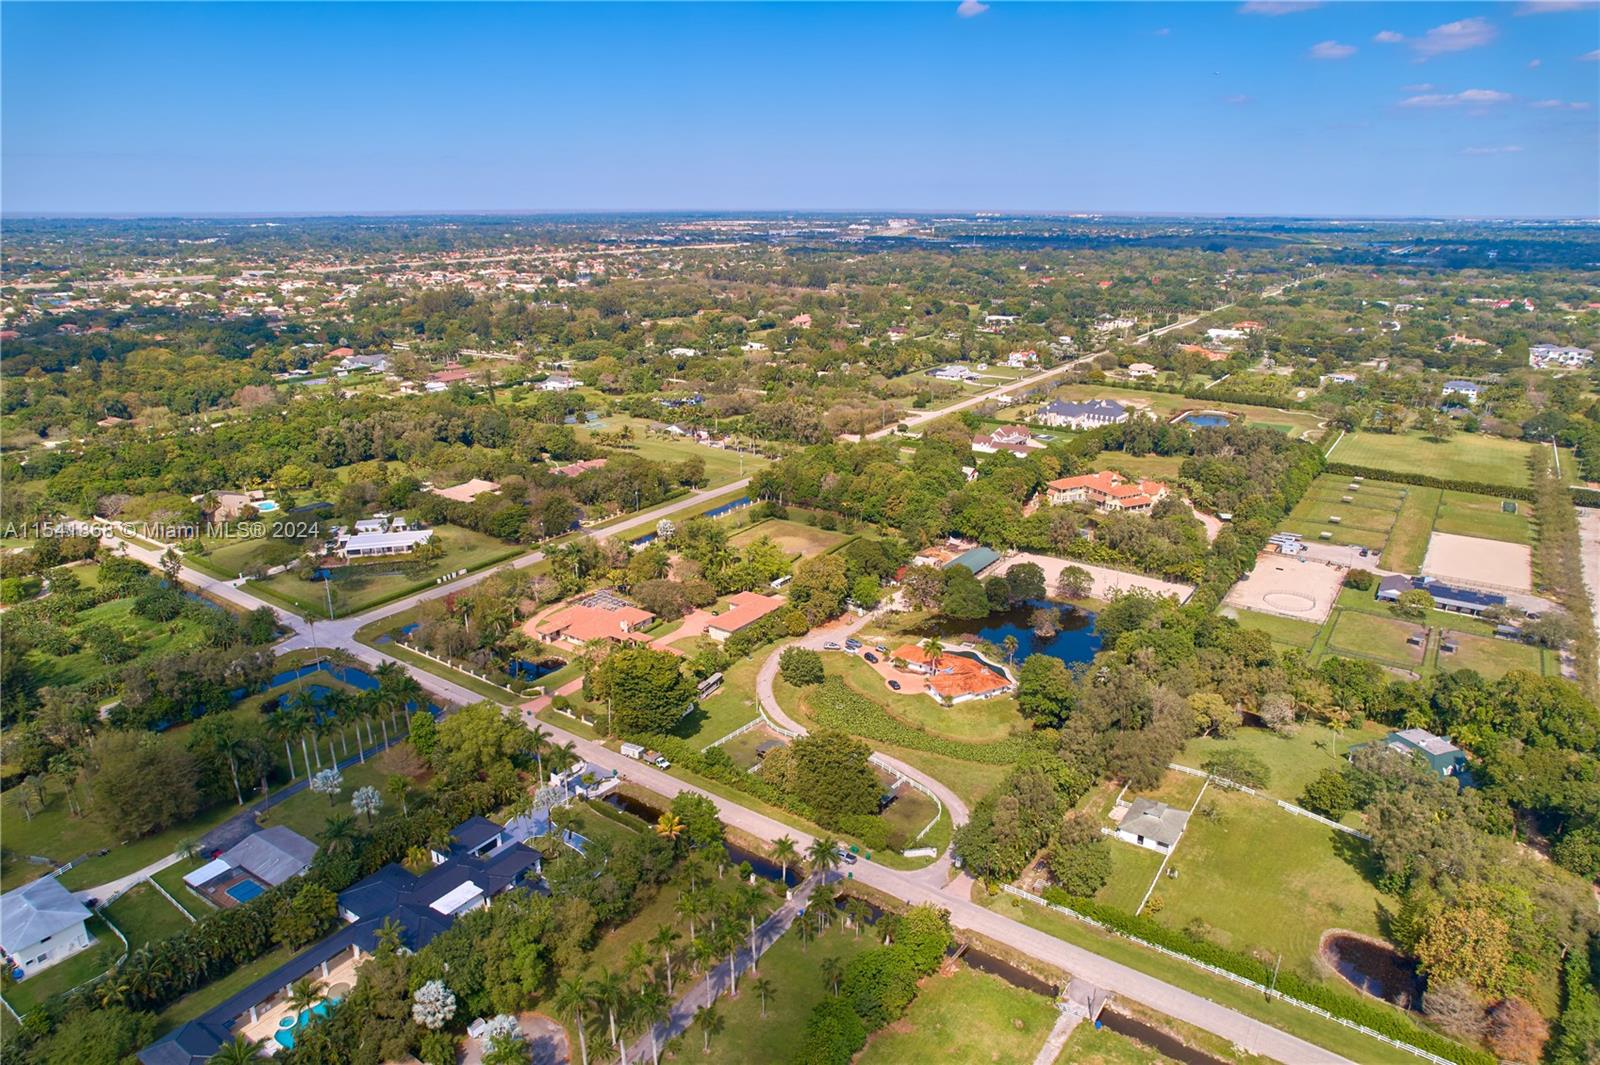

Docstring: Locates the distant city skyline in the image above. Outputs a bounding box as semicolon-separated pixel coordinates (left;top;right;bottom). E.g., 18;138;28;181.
3;1;1597;217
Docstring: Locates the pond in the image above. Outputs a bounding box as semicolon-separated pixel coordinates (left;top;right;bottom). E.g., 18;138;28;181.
1322;932;1422;1010
506;657;566;682
604;792;801;885
909;598;1102;669
1179;412;1234;428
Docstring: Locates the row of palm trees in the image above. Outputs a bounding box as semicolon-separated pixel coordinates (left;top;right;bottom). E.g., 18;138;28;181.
264;658;424;783
551;832;848;1064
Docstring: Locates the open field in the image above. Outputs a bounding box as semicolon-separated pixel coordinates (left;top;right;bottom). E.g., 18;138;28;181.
1438;629;1548;678
103;882;193;948
729;516;851;557
1382;485;1442;572
23;596;215;689
579;416;769;487
1432;490;1534;544
1326;430;1573;489
669;655;763;747
1222;607;1320;649
1151;790;1389;988
1179;722;1389;806
1324;611;1426;672
1282;475;1406;552
1421;531;1532;593
856;963;1057;1065
1007;383;1325;438
1096;840;1168;912
248;525;522;617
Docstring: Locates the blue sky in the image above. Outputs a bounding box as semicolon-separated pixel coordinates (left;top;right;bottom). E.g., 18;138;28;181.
3;2;1596;217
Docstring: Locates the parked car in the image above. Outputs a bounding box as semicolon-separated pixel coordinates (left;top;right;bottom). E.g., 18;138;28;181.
887;679;901;691
863;652;879;663
823;641;841;650
844;638;862;650
874;644;889;654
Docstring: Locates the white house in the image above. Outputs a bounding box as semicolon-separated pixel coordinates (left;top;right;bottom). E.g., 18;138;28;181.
0;877;94;976
332;515;434;559
1441;380;1483;405
1034;398;1129;430
1205;327;1247;342
1126;362;1158;379
1529;344;1594;369
930;365;979;383
539;374;579;392
1115;798;1189;853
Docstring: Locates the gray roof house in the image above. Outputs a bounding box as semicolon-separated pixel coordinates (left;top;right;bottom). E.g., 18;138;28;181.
222;827;318;886
0;876;94;976
1115;798;1190;852
1369;728;1468;777
1034;398;1129;430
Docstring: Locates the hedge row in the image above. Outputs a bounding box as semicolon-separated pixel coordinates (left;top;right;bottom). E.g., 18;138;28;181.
1036;887;1495;1065
808;678;1026;765
1323;462;1537;503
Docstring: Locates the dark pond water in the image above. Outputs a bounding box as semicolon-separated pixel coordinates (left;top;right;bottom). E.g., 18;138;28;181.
909;598;1101;668
506;657;566;682
1180;413;1233;428
603;792;800;885
1324;933;1422;1009
1099;1010;1233;1065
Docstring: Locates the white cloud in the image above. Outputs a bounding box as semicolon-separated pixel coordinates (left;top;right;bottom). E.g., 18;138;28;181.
1411;18;1498;58
1309;40;1357;59
1239;1;1321;14
1532;98;1593;109
1374;30;1406;44
1399;88;1513;107
1462;145;1524;154
1528;57;1543;67
1515;1;1596;13
1224;94;1253;105
956;0;989;17
1402;83;1435;92
1582;49;1600;61
1154;27;1171;36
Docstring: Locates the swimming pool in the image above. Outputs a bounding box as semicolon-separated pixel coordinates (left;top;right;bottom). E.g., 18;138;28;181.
274;1002;332;1049
255;500;280;512
226;879;267;903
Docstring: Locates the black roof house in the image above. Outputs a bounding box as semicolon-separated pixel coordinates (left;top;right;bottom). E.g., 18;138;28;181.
138;820;541;1065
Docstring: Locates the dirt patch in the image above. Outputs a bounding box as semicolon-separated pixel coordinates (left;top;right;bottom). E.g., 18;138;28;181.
1421;531;1532;594
1222;552;1343;623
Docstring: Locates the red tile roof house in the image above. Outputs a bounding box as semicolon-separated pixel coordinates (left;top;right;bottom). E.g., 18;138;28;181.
525;597;655;647
1046;471;1170;513
890;644;1015;703
704;591;786;642
429;366;476;385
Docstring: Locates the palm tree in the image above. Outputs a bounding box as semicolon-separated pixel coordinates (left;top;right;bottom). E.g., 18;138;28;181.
386;773;410;816
751;976;775;1019
771;836;799;884
694;1004;724;1054
654;811;685;844
322;689;352;759
807;837;842;880
649;924;681;995
207;1035;265;1064
587;967;626;1051
919;637;944;672
287;976;322;1017
553;976;593;1065
820;956;843;995
529;723;551;784
322;814;358;855
634;982;672;1065
1002;633;1019;667
265;712;299;782
375;917;405;955
675;887;707;942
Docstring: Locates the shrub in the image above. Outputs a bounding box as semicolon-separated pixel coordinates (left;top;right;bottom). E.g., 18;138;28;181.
1200;748;1271;789
779;646;825;687
1300;768;1355;820
1344;569;1376;591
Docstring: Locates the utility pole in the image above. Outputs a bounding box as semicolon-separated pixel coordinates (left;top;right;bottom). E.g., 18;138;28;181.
1268;953;1282;1000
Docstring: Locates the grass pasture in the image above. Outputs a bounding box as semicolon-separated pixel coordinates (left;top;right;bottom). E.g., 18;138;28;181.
1437;629;1547;679
729;517;851;558
1096;840;1167;912
1323;611;1426;672
856;964;1057;1065
22;596;214;690
1282;475;1406;552
1180;722;1388;805
1225;608;1321;650
103;882;193;949
579;416;768;488
1326;431;1562;489
1432;490;1533;544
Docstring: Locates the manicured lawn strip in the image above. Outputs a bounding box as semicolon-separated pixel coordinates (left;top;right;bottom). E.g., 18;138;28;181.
1151;791;1388;986
1057;1022;1170;1065
153;945;297;1033
1437;630;1547;679
1327;431;1542;489
103;882;193;949
1381;485;1441;572
2;915;122;1014
856;963;1057;1065
1224;608;1320;648
1094;842;1166;913
685;913;877;1064
979;893;1422;1065
255;759;395;845
357;638;516;706
152;859;215;920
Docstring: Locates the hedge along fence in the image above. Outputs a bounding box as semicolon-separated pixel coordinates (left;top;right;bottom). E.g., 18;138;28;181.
1324;461;1600;510
1014;885;1494;1065
806;678;1027;765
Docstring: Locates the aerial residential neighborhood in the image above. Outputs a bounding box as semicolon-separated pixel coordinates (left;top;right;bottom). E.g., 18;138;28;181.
0;4;1597;1065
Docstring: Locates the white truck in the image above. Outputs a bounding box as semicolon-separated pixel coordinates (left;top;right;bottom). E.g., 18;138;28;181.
620;742;671;769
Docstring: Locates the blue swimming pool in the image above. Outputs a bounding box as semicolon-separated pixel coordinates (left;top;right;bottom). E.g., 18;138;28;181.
274;1002;332;1049
226;879;267;903
255;500;280;512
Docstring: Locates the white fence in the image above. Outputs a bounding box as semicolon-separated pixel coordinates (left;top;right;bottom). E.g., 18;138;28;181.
702;716;767;753
1167;762;1371;840
1000;885;1456;1065
400;642;520;696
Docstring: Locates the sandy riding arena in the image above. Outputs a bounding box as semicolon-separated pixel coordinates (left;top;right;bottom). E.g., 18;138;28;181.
1421;532;1532;594
1223;552;1343;623
997;553;1195;604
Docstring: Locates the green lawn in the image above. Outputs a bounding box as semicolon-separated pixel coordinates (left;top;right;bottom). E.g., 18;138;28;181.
254;758;397;844
1437;629;1548;679
1327;431;1554;489
103;882;193;949
1151;791;1389;986
2;915;121;1014
247;525;523;617
1323;610;1426;672
154;945;298;1033
1224;608;1320;649
1381;485;1441;572
184;530;309;581
152;858;215;919
1095;841;1166;912
1178;722;1388;805
684;909;876;1064
1282;475;1406;552
827;653;1026;744
1432;490;1534;544
729;517;851;558
670;655;763;747
1057;1022;1170;1065
23;596;213;689
879;784;941;851
579;417;768;488
856;963;1057;1065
